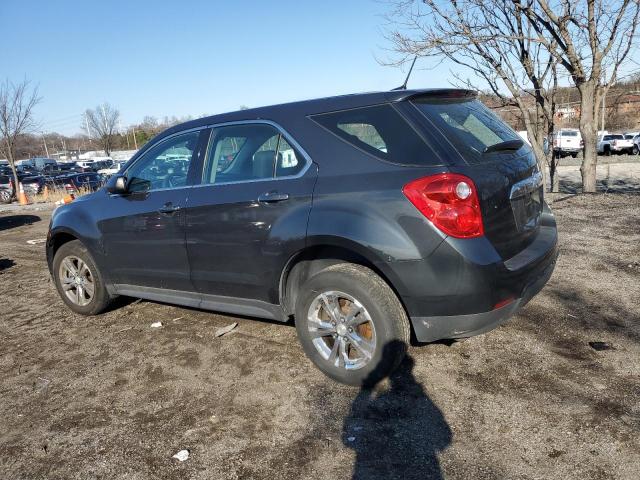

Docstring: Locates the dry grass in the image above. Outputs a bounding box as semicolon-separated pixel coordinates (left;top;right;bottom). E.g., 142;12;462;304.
28;186;94;204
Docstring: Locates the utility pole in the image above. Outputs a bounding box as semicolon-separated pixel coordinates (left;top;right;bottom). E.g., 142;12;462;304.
42;132;49;157
119;119;130;149
132;125;138;149
85;115;92;150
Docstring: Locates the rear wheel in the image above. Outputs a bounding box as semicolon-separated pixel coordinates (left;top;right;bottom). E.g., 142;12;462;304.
604;146;611;156
632;145;639;155
295;263;410;386
53;240;113;315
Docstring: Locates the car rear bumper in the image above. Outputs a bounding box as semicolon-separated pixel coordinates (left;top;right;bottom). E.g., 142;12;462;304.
411;252;556;342
390;204;558;342
554;147;580;153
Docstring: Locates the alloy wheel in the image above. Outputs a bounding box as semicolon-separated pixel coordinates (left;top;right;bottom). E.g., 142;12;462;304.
58;255;95;306
307;290;377;370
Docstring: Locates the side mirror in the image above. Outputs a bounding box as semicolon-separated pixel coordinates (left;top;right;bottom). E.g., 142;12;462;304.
106;175;128;194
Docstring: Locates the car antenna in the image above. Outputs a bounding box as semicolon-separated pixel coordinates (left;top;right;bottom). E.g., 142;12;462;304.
391;56;418;91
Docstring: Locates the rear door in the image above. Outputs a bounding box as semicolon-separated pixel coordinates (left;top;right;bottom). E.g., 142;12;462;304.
185;122;316;303
411;96;543;259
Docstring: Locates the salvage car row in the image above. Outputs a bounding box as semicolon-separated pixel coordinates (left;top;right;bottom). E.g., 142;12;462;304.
0;160;114;203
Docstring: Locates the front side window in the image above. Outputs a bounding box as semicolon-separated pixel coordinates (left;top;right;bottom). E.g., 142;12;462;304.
126;131;199;192
204;124;305;184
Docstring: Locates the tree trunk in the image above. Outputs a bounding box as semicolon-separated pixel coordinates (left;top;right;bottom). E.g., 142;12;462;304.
522;116;548;191
578;83;599;193
3;138;19;201
552;164;560;192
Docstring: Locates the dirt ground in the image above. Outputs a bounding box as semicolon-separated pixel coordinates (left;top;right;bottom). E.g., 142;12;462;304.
0;194;639;480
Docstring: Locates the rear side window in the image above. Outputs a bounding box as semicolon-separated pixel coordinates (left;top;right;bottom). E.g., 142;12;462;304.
311;104;438;166
413;98;522;163
204;124;306;185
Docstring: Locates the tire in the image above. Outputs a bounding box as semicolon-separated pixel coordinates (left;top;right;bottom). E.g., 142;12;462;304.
633;145;639;156
52;240;113;315
0;189;12;204
571;153;577;158
604;146;611;156
294;263;411;386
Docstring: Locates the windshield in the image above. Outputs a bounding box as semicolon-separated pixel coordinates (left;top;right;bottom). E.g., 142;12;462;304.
412;98;523;162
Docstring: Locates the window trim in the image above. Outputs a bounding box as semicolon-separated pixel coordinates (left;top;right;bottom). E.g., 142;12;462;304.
308;102;440;167
121;120;312;193
122;126;207;193
196;119;313;188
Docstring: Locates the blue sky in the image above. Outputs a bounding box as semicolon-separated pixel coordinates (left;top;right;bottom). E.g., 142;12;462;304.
0;0;455;135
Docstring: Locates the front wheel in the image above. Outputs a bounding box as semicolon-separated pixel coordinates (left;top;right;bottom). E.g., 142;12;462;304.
53;240;113;315
295;263;411;386
0;189;12;204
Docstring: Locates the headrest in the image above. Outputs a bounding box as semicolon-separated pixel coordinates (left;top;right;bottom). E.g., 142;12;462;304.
253;150;275;178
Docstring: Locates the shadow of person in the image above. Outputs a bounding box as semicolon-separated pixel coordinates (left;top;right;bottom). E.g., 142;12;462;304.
343;341;452;480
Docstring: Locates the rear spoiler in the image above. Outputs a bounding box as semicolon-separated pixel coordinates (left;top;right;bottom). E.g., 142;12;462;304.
388;89;477;103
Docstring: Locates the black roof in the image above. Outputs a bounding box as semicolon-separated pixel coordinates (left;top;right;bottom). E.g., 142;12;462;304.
161;88;476;140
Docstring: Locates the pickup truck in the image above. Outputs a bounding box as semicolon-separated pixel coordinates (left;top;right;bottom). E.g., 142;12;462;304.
598;134;634;155
552;129;583;158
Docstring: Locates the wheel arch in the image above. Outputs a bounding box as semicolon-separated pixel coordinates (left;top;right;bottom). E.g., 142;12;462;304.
279;239;408;319
46;227;81;274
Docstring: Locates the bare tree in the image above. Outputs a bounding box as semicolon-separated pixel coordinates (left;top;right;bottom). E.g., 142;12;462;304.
0;79;41;197
515;0;640;192
83;103;120;156
384;0;565;191
384;0;639;192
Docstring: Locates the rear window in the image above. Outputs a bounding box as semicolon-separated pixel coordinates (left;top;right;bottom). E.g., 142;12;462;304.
311;104;439;166
607;134;624;140
624;134;634;139
412;98;523;163
561;131;579;137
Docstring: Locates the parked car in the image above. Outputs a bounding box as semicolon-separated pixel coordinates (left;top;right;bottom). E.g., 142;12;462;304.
53;173;104;194
552;128;583;158
47;89;558;385
0;174;12;203
98;160;127;178
20;175;46;196
75;160;97;170
598;133;633;155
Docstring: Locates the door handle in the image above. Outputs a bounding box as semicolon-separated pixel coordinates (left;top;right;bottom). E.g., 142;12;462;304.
258;192;289;203
158;203;180;215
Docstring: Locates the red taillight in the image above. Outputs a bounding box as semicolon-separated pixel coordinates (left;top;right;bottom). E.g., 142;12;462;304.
493;297;515;310
403;173;484;238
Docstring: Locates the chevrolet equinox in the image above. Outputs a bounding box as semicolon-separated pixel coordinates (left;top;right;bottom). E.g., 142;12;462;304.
47;89;558;385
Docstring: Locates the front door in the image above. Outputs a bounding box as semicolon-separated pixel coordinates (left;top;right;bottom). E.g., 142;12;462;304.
99;129;207;291
186;123;316;304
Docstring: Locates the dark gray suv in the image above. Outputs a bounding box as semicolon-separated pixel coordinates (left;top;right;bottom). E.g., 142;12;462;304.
47;89;557;385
